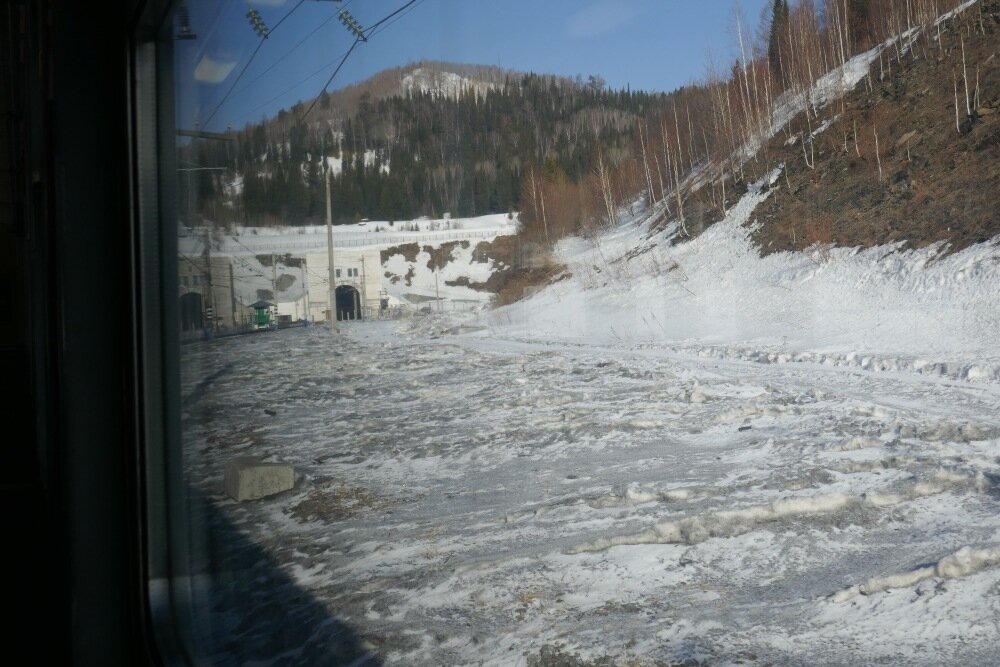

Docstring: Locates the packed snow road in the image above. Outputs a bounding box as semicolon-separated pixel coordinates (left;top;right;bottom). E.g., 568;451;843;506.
182;317;1000;666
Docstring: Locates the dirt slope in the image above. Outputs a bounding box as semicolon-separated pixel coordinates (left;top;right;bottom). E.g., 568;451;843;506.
751;0;1000;254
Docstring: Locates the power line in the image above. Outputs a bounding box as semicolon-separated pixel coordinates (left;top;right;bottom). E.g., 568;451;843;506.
242;41;356;119
364;0;421;35
178;252;210;275
299;0;422;122
226;233;319;283
231;9;340;100
226;234;333;295
239;0;425;125
203;0;309;130
231;255;273;282
366;0;425;40
186;232;273;282
299;38;361;121
225;226;342;286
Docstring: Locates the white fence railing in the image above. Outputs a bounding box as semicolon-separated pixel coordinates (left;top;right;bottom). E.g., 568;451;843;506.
320;229;502;249
180;228;513;256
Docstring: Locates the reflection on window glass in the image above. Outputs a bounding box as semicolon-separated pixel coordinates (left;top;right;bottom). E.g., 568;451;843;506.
165;0;1000;665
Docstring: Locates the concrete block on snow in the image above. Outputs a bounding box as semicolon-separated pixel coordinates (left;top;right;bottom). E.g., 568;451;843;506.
225;457;295;501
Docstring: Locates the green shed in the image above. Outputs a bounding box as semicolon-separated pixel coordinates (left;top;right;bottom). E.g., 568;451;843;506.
249;301;275;329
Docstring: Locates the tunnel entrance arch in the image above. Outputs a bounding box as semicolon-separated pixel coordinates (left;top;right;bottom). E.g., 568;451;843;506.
179;292;203;331
335;285;361;321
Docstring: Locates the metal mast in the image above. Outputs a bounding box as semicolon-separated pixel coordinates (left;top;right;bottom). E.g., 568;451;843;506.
325;164;338;331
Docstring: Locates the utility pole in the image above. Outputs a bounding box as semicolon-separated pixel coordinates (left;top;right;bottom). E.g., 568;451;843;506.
325;165;338;331
360;255;367;320
229;261;237;328
203;226;216;332
271;252;277;298
302;258;309;323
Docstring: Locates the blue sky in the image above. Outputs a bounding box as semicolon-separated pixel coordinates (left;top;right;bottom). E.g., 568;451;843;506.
179;0;769;132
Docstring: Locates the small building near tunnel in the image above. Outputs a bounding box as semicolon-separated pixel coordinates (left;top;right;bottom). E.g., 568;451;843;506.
303;247;382;321
178;255;244;331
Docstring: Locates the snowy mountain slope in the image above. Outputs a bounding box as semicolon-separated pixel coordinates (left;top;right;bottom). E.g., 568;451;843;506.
400;66;497;99
754;0;999;253
488;0;1000;383
488;168;1000;381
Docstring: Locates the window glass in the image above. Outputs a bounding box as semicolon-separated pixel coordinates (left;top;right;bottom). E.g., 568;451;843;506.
161;1;1000;665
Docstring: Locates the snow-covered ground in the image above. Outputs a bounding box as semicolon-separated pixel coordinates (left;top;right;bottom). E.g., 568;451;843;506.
180;156;1000;665
183;310;1000;666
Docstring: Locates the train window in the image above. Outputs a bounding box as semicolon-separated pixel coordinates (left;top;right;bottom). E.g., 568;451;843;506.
143;0;1000;665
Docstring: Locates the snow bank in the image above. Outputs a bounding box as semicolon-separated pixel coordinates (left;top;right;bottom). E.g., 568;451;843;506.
833;544;1000;603
487;167;1000;381
571;471;985;552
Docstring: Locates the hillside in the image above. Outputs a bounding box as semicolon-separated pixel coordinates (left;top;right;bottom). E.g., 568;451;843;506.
751;0;1000;253
492;0;1000;375
186;62;659;227
279;61;528;125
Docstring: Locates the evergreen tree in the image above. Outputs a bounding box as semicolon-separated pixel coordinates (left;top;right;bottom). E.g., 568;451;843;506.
768;0;789;85
193;69;689;225
847;0;872;48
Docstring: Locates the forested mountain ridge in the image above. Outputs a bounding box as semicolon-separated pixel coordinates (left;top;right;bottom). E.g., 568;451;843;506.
186;0;986;257
186;61;661;226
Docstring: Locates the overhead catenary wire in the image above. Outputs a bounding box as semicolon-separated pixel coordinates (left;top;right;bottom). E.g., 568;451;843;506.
299;38;362;121
222;221;369;289
203;0;308;130
299;0;422;122
365;0;425;41
240;0;424;123
242;41;356;118
181;234;330;319
363;0;421;36
178;251;250;293
186;232;273;283
223;231;334;288
229;0;356;101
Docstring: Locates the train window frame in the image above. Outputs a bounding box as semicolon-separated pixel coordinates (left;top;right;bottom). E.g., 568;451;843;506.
132;1;207;663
